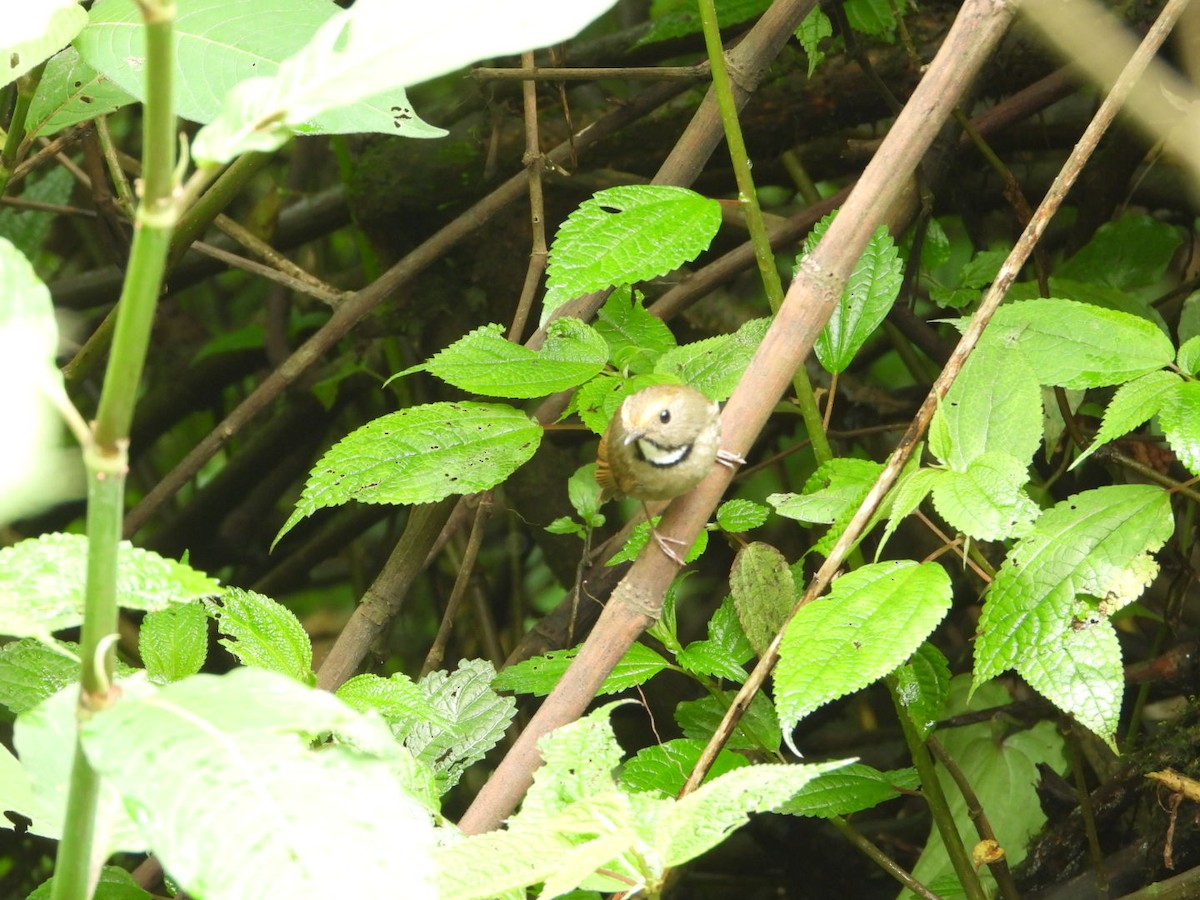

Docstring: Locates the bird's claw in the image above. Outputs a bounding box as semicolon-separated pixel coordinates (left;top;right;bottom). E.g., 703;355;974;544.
717;448;746;469
651;529;687;566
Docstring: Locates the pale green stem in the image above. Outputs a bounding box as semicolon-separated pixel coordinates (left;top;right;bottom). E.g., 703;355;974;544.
51;1;179;896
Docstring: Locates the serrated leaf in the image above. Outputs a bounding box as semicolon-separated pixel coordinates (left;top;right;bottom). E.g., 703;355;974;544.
973;485;1171;738
3;2;86;90
277;402;540;543
659;760;852;867
81;669;436;899
894;642;951;739
205;588;314;685
1159;380;1200;475
335;672;443;728
776;561;952;746
982;298;1175;389
929;342;1041;471
398;659;516;792
1178;334;1200;376
929;451;1039;541
0;534;220;640
605;516;708;566
877;464;938;557
677;598;753;683
716;499;770;532
1021;619;1123;742
567;463;605;526
777;763;920;818
768;457;883;524
638;0;771;45
1057;214;1182;290
677;690;781;754
140;603;209;684
0;639;80;716
542;185;721;322
594;288;677;374
573;371;665;435
795;8;833;75
0;168;75;262
654;317;769;399
730;543;795;657
400;319;607;398
845;0;896;36
492;643;669;698
803;220;902;373
1071;370;1179;470
621;739;749;796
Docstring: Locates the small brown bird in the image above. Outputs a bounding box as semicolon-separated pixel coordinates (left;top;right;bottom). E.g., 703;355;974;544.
596;383;739;563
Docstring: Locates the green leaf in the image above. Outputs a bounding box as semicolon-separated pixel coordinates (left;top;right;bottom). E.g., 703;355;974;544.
399;319;607;398
1022;617;1124;743
0;639;79;716
973;485;1172;741
777;763;920;818
929;343;1041;471
659;760;853;867
336;672;442;727
572;371;665;435
715;499;770;532
639;0;772;45
140;603;209;684
729;543;795;657
908;678;1067;895
981;298;1175;389
542;185;722;322
768;457;883;524
29;866;152;900
844;0;897;36
0;167;75;261
677;598;753;683
567;463;605;527
605;516;708;566
205;588;314;685
492;643;670;698
677;690;781;754
877;464;938;557
621;739;749;796
0;239;83;527
929;451;1039;541
397;659;516;792
795;8;834;75
3;2;86;90
1159;380;1200;475
276;402;541;543
803;219;902;374
893;642;951;739
1177;334;1200;376
25;47;136;142
594;288;677;374
776;561;952;747
1071;370;1179;470
141;0;619;159
654;316;769;399
81;670;437;899
0;533;220;640
1056;214;1182;290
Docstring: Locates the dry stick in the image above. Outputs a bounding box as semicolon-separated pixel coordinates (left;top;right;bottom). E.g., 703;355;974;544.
510;49;549;343
422;495;493;677
317;0;816;692
680;0;1192;797
122;77;690;538
455;0;1015;836
472;65;708;82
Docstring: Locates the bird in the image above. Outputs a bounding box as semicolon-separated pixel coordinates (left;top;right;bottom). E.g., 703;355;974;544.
595;383;741;563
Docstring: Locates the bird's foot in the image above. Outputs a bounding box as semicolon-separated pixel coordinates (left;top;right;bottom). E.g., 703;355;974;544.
717;448;746;469
650;527;688;566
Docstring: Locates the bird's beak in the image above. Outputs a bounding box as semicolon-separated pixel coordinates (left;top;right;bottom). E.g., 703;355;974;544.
623;430;644;446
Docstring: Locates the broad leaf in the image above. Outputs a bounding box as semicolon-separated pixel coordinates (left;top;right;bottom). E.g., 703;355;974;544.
1159;380;1200;475
594;288;677;374
276;402;541;543
776;561;952;748
4;2;86;90
542;185;721;322
398;319;607;398
0;534;219;641
654;316;770;400
140;603;209;684
621;739;749;796
492;643;670;698
973;484;1172;741
205;588;314;685
729;543;795;657
929;451;1039;541
777;763;920;818
25;47;135;142
1056;214;1182;290
893;642;951;740
1071;370;1180;469
82;670;436;900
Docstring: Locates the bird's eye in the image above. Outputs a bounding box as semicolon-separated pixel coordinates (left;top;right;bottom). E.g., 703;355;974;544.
659;409;671;424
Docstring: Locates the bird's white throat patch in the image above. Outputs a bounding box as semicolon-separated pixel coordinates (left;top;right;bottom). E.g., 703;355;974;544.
637;438;690;467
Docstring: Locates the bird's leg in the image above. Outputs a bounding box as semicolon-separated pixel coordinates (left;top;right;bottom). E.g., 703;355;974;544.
640;501;687;566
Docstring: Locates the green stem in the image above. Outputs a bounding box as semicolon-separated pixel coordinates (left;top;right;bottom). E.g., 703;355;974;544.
888;678;988;900
52;1;178;896
695;0;832;465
